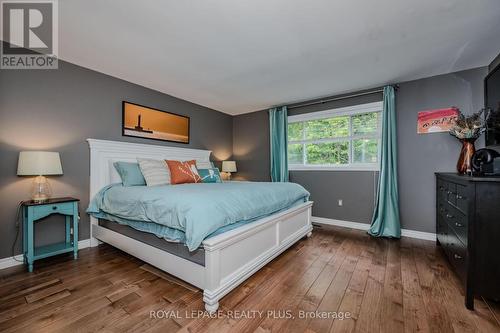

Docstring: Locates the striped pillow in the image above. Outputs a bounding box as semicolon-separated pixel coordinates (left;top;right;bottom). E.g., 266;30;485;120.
137;158;171;186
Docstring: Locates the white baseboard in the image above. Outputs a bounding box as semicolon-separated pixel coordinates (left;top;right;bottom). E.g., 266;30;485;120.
311;216;436;241
0;254;25;270
78;239;91;249
0;239;91;270
399;229;436;241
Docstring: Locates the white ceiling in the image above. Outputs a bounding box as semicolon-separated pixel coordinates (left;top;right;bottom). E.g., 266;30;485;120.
58;0;500;115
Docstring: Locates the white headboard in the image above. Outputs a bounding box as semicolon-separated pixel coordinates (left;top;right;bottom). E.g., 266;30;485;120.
87;138;212;199
87;138;212;246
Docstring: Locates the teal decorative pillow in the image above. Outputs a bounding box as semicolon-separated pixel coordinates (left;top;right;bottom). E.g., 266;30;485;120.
198;168;222;183
113;162;146;186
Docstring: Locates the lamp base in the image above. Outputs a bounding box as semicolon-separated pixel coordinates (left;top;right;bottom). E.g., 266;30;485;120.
31;176;52;202
32;195;49;204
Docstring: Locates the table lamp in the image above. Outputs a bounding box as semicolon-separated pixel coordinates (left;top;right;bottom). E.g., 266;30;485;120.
17;151;63;202
222;161;237;180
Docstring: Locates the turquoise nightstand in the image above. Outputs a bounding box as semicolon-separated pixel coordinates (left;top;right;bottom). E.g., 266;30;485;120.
22;197;80;272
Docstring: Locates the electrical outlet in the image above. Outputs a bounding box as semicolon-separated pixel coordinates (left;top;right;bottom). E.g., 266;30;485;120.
338;199;343;206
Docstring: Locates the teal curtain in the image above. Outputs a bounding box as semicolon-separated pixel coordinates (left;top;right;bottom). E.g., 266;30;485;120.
368;86;401;238
269;106;289;182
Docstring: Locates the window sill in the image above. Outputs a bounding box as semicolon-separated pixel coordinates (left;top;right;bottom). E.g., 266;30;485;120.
289;165;379;172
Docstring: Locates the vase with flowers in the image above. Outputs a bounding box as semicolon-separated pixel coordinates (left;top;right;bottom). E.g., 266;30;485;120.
449;108;488;174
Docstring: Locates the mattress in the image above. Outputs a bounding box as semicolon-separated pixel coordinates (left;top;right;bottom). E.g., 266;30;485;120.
98;219;205;266
88;181;310;251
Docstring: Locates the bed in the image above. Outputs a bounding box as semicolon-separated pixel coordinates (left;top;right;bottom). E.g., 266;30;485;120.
87;138;313;312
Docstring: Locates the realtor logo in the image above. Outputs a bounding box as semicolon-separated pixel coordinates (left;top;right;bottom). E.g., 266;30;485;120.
1;0;58;69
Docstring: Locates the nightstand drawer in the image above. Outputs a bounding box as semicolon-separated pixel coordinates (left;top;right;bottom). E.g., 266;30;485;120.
32;202;75;220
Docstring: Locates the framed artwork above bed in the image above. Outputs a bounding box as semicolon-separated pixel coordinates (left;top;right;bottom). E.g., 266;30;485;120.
122;101;190;144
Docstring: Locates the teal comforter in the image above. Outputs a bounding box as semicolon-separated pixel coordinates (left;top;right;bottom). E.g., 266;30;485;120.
87;182;309;251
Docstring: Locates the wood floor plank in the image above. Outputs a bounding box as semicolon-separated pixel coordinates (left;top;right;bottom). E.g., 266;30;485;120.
0;258;145;331
0;228;499;333
178;232;327;333
379;240;404;333
212;233;329;333
409;238;456;333
399;239;430;333
305;230;364;333
329;233;375;333
0;246;121;290
256;231;338;333
485;299;500;327
353;237;388;333
283;228;354;333
0;278;61;302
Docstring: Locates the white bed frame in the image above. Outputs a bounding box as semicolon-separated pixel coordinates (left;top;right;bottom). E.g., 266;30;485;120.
87;138;313;312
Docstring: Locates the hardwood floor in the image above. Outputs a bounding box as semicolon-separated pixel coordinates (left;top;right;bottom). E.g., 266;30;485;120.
0;225;499;333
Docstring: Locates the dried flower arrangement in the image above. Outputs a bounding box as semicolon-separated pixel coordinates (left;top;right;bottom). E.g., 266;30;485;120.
449;108;488;140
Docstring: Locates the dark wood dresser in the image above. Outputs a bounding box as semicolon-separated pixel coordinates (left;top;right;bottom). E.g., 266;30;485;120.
436;173;500;309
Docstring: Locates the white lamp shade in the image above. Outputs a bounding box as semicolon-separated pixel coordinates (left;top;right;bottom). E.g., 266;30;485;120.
17;151;63;176
222;161;237;173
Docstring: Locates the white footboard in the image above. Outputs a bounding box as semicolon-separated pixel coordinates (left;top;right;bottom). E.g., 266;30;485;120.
202;201;313;312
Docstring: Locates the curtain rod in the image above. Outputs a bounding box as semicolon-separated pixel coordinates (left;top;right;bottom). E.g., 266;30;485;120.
287;85;397;110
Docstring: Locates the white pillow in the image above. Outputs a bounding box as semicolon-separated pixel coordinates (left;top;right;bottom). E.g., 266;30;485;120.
137;158;171;186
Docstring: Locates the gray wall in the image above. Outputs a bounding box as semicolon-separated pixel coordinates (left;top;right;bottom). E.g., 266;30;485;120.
232;110;270;181
233;67;488;233
0;57;233;259
397;67;487;232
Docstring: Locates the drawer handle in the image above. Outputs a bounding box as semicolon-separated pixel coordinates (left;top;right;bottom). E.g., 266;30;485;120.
446;214;453;219
456;194;465;200
454;254;462;260
52;206;57;210
455;222;463;227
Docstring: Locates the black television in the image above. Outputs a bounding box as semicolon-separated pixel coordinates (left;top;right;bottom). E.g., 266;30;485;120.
485;62;500;147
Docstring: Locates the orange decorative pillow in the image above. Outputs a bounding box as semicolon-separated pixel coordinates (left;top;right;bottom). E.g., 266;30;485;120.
165;160;201;184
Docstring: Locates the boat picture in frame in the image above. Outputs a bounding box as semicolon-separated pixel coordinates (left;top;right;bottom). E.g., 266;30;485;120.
122;101;190;144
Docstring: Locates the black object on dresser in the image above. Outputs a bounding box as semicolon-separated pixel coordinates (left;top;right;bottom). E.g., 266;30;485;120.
436;173;500;310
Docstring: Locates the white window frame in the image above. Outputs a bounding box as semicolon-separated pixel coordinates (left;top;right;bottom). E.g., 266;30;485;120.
288;101;382;171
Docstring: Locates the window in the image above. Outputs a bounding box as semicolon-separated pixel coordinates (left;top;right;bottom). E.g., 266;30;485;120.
288;101;382;170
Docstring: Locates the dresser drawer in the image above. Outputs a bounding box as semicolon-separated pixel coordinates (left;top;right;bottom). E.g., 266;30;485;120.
437;201;446;218
437;180;448;202
455;184;469;214
446;182;457;205
436;214;449;247
438;179;459;206
450;210;468;246
442;205;468;245
447;229;467;281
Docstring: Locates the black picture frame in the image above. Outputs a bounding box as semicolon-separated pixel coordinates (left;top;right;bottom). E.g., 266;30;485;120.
122;101;190;144
484;62;500;147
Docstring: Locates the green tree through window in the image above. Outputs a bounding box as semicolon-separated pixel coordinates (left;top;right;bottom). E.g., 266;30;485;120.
287;106;381;168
